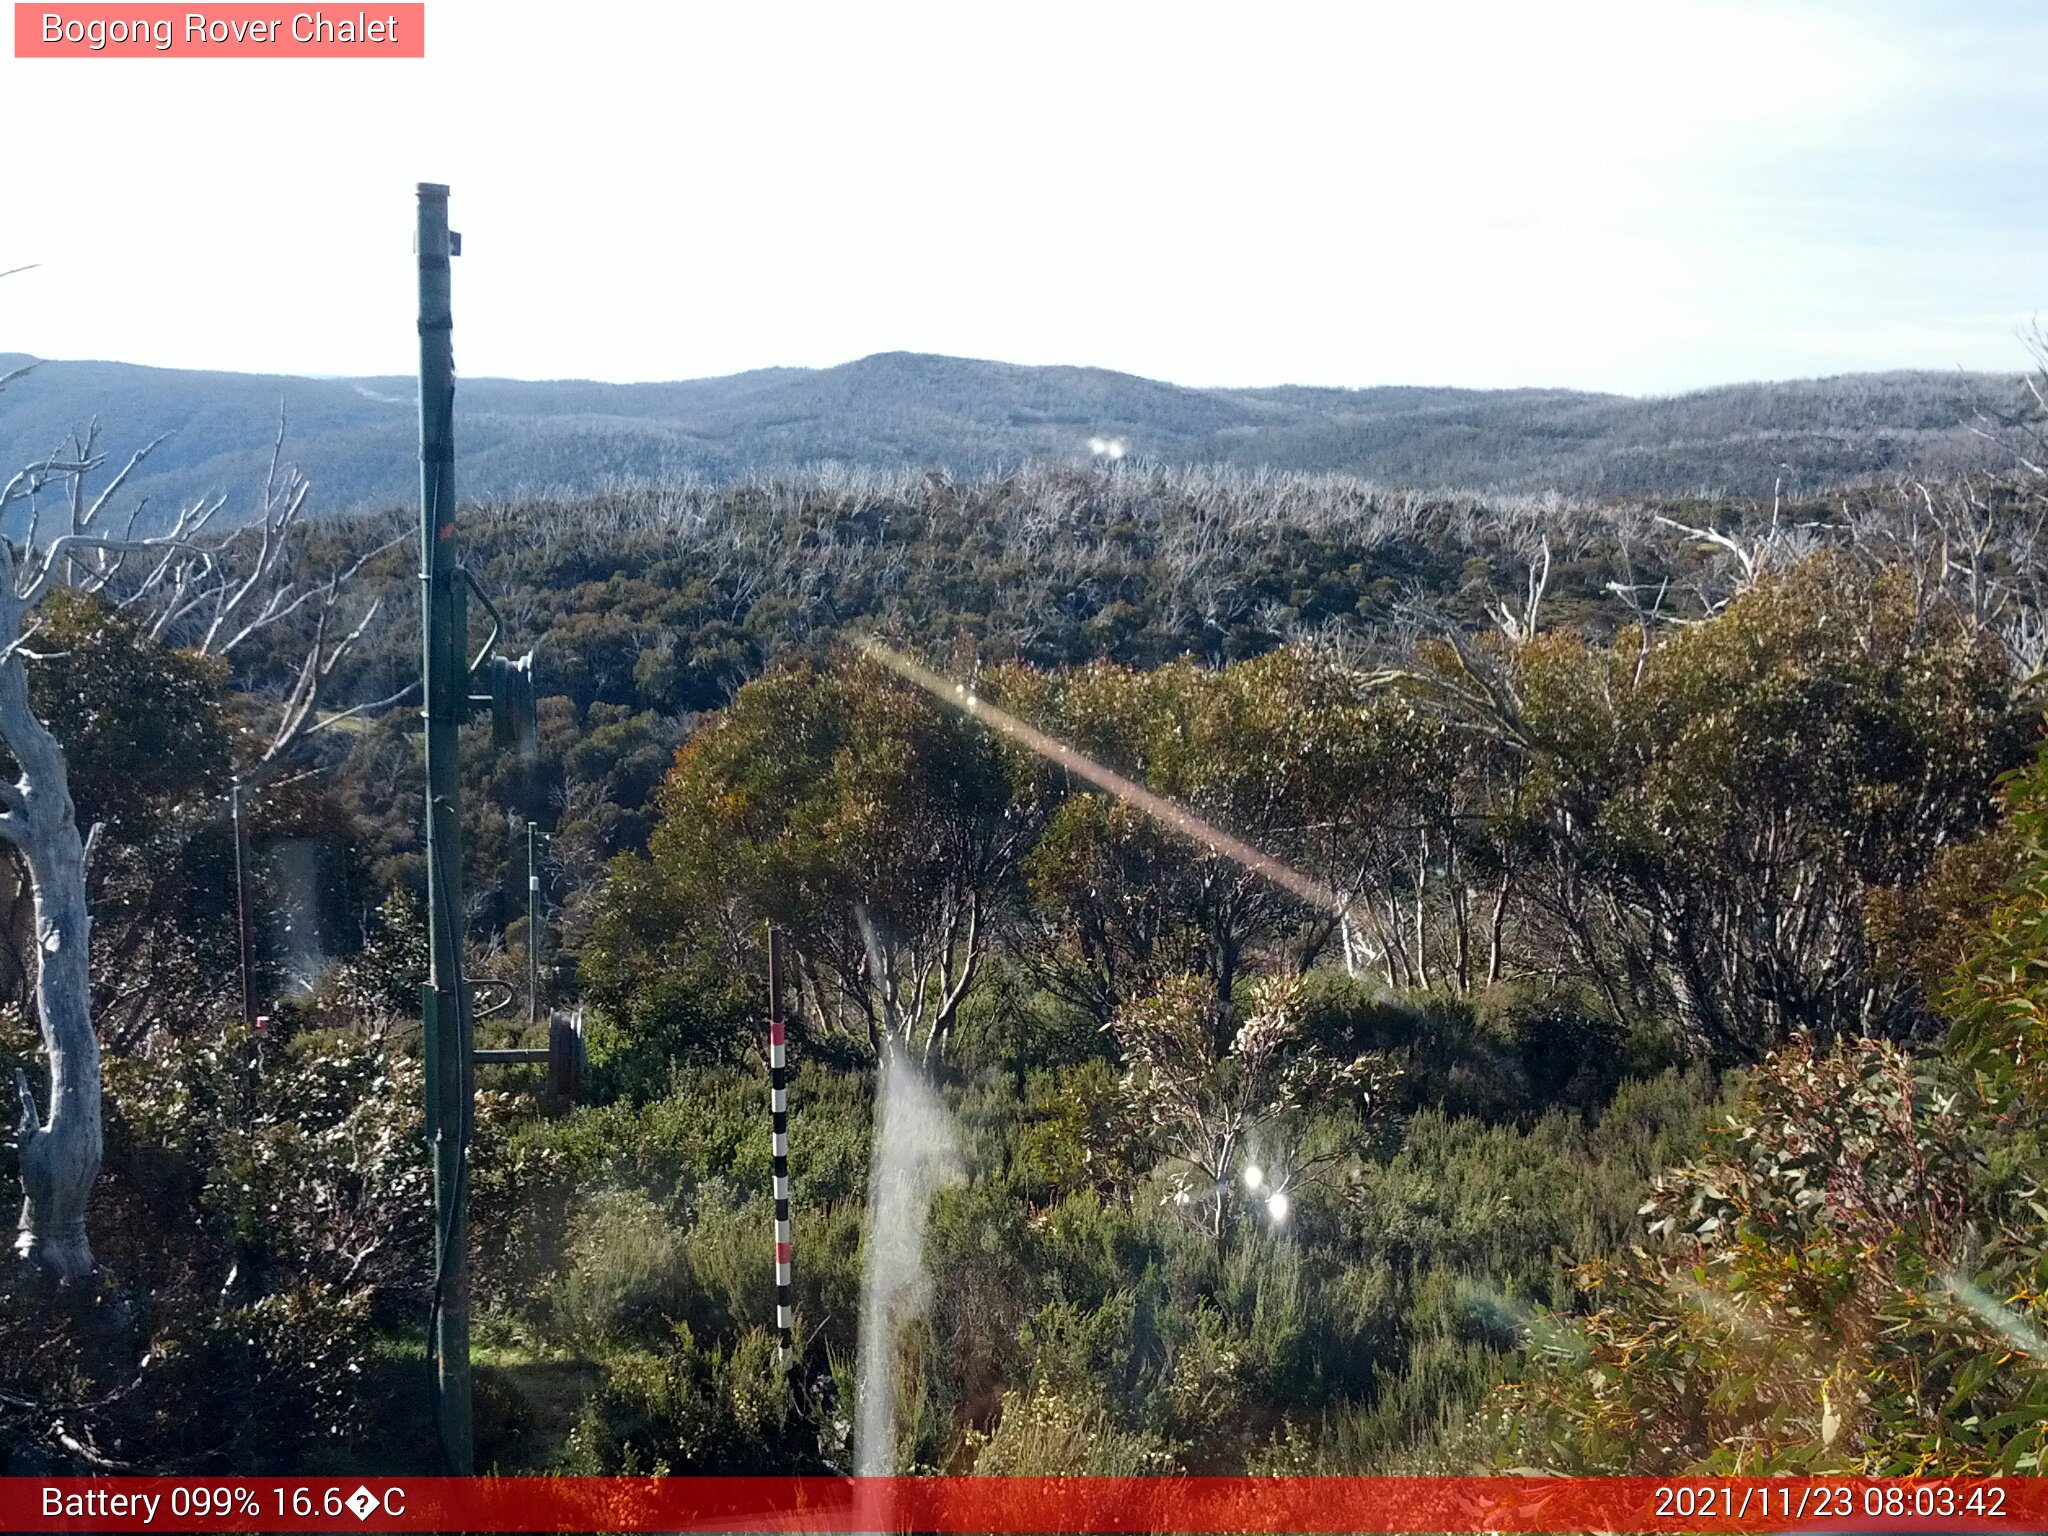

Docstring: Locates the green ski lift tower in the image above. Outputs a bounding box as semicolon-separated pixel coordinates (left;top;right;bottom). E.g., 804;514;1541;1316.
415;182;540;1474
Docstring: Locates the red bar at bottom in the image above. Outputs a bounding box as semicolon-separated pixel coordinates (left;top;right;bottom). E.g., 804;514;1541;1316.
7;1475;2042;1533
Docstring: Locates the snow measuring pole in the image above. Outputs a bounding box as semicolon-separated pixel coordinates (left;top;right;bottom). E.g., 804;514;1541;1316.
768;928;794;1358
416;182;539;1474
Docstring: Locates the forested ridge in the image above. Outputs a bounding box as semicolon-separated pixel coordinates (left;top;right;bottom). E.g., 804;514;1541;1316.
8;427;2048;1477
0;350;2031;518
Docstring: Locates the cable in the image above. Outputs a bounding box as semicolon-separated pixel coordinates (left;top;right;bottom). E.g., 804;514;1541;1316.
419;436;475;1482
423;791;472;1476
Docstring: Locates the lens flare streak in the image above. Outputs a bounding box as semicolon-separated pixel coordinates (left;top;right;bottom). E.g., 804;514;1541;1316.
854;638;1346;916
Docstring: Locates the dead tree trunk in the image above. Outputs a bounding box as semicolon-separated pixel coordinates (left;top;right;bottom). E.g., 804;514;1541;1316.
0;579;98;1280
0;401;394;1280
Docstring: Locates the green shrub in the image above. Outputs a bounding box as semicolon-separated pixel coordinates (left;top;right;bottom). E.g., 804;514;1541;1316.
565;1324;821;1474
1301;973;1669;1124
549;1189;694;1349
967;1379;1177;1474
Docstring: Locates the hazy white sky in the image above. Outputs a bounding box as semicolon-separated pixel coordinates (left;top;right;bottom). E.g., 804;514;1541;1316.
3;0;2042;393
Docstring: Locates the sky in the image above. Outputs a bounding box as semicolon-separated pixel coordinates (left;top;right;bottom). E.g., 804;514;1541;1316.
2;0;2043;395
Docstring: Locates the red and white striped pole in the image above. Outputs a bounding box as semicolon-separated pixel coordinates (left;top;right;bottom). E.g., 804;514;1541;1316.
768;927;794;1357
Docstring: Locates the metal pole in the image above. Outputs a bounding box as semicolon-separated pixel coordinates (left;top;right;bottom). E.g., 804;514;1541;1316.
768;928;793;1358
231;778;254;1027
416;180;473;1475
527;820;540;1027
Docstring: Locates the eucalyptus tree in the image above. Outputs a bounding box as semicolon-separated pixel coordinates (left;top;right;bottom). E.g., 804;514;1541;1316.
1011;653;1331;1020
1398;551;2031;1058
612;649;1043;1060
2;402;389;1279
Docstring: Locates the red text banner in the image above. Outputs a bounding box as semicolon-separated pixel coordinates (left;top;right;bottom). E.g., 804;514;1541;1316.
14;5;424;57
3;1475;2044;1533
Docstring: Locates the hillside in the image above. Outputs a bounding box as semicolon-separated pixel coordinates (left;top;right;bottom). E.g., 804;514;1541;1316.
11;446;2048;1480
0;350;2028;523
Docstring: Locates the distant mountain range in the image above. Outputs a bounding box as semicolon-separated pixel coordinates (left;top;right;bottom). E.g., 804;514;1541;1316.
0;350;2028;521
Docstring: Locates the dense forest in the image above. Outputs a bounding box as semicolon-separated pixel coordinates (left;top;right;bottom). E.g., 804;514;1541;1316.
7;412;2048;1480
0;350;2032;518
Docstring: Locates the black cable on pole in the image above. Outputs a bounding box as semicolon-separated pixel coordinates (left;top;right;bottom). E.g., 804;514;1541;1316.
423;809;471;1476
421;439;469;1474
